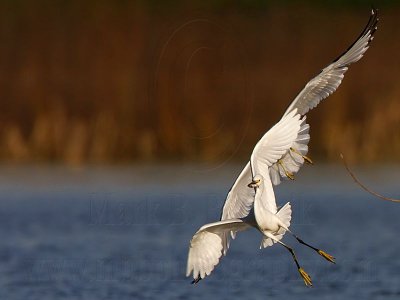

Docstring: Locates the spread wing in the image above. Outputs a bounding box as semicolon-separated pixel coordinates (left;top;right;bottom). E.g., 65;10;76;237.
269;116;310;185
186;219;251;282
250;109;303;178
220;162;254;221
219;110;302;244
219;162;254;254
283;8;378;117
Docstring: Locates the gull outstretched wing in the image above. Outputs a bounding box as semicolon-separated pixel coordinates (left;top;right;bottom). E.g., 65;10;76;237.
283;8;378;117
268;116;310;185
186;219;251;282
251;109;303;179
221;110;303;223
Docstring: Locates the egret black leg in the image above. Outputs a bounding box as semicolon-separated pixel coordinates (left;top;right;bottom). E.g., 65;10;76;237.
274;239;312;287
291;232;335;264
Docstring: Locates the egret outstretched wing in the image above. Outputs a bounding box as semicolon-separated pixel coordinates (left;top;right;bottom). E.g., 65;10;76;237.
284;8;378;117
221;162;254;221
218;161;255;256
186;219;251;281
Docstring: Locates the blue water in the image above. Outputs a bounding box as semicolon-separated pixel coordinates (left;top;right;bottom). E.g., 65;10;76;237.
0;164;399;300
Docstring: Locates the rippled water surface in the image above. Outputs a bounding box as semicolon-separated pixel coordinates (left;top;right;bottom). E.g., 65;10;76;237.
0;164;399;300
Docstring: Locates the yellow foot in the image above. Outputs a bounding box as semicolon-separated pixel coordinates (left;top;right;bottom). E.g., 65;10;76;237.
278;159;295;180
286;170;295;180
303;155;313;165
318;250;336;264
298;267;313;287
290;147;313;165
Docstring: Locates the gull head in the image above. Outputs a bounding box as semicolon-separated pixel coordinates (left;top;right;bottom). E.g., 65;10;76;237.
247;174;263;188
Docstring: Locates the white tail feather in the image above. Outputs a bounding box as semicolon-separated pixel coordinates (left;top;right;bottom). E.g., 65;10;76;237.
260;202;292;249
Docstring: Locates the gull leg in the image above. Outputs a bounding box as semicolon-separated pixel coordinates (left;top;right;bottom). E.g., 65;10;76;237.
290;147;313;165
278;159;295;180
288;231;335;264
265;232;312;287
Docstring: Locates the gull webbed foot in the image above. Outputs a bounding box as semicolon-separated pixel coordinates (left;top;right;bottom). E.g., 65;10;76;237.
278;159;295;180
290;147;313;165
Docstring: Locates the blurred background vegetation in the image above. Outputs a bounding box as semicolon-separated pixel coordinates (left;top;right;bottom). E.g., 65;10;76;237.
0;0;399;165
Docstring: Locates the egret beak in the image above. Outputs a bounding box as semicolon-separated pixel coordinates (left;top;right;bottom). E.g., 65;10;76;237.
247;179;260;188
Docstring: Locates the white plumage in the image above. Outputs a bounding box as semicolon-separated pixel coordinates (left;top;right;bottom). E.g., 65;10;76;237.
186;219;251;279
186;8;378;286
250;109;302;184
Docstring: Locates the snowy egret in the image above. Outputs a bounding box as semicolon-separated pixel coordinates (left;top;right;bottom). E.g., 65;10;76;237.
186;8;378;286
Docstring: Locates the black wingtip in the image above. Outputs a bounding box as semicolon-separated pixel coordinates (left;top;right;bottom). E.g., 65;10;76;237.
191;277;202;284
331;7;379;64
369;7;379;39
359;6;379;42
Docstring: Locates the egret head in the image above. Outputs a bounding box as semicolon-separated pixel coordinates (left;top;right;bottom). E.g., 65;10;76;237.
247;174;263;188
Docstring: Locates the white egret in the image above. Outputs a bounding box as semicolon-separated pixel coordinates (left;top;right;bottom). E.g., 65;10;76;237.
186;9;378;286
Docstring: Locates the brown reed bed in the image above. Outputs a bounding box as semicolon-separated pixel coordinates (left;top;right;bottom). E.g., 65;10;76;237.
0;2;399;165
